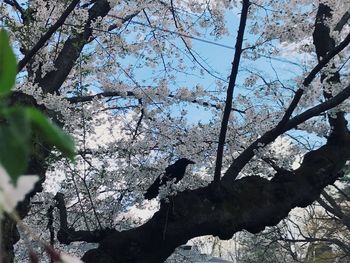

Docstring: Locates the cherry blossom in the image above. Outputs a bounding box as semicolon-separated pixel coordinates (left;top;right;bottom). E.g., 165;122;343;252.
0;165;38;217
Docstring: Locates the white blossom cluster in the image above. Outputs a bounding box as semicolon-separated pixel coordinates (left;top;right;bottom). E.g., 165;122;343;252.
1;0;350;261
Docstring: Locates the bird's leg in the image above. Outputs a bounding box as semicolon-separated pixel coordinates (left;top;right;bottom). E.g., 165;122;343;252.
162;204;170;240
171;195;175;215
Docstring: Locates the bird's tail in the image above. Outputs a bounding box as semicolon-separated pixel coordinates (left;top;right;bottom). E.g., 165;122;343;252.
144;176;161;200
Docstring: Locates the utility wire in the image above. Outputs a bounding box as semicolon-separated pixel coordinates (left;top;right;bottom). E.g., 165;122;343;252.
108;14;304;68
107;14;236;50
63;17;303;68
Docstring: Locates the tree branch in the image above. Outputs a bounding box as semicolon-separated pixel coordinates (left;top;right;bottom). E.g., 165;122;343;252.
276;30;350;130
54;193;116;245
168;0;227;82
67;90;245;113
318;191;350;231
281;237;350;254
36;0;112;94
223;83;350;181
17;0;81;72
334;11;350;32
213;0;250;184
81;125;350;262
3;0;25;18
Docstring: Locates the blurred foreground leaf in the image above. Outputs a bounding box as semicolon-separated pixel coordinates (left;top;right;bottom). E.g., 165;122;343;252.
0;29;16;96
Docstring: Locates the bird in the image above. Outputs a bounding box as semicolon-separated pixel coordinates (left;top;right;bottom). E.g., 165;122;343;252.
144;158;195;200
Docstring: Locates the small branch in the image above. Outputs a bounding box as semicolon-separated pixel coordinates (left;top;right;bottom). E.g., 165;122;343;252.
318;191;350;231
132;99;144;142
332;183;350;201
4;0;25;18
280;237;350;255
17;0;81;72
143;10;168;73
80;177;103;230
261;157;292;174
223;83;350;181
334;11;350;32
276;31;350;129
54;193;116;245
47;205;55;246
213;0;250;184
67;91;245;113
69;172;90;231
168;0;227;82
88;11;140;44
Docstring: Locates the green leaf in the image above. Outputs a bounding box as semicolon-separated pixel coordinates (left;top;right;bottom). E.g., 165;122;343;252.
0;107;31;181
26;108;75;160
0;29;17;96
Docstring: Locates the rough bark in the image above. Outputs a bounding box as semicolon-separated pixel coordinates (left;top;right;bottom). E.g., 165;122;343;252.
79;3;350;263
3;1;350;263
80;127;350;263
34;0;111;94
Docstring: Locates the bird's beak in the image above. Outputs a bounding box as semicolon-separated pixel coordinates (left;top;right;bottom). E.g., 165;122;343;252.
189;160;195;164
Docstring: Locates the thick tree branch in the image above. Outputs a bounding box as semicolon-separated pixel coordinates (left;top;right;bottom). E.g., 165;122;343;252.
299;29;348;85
17;0;81;72
81;124;350;262
223;83;350;181
220;16;350;182
313;3;347;143
213;0;250;184
332;184;350;201
276;30;350;130
37;0;112;94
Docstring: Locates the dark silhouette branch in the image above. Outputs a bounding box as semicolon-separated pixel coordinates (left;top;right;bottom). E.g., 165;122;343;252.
67;91;245;113
318;191;350;231
313;3;346;142
280;237;350;255
304;32;350;86
3;0;25;18
81;122;350;262
17;0;81;72
332;183;350;201
223;83;350;181
47;205;55;246
131;99;144;142
334;11;350;32
35;0;112;94
213;0;250;184
54;193;116;245
276;30;350;130
222;15;350;182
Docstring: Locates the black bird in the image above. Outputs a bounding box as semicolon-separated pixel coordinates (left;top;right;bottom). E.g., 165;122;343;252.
144;158;195;200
